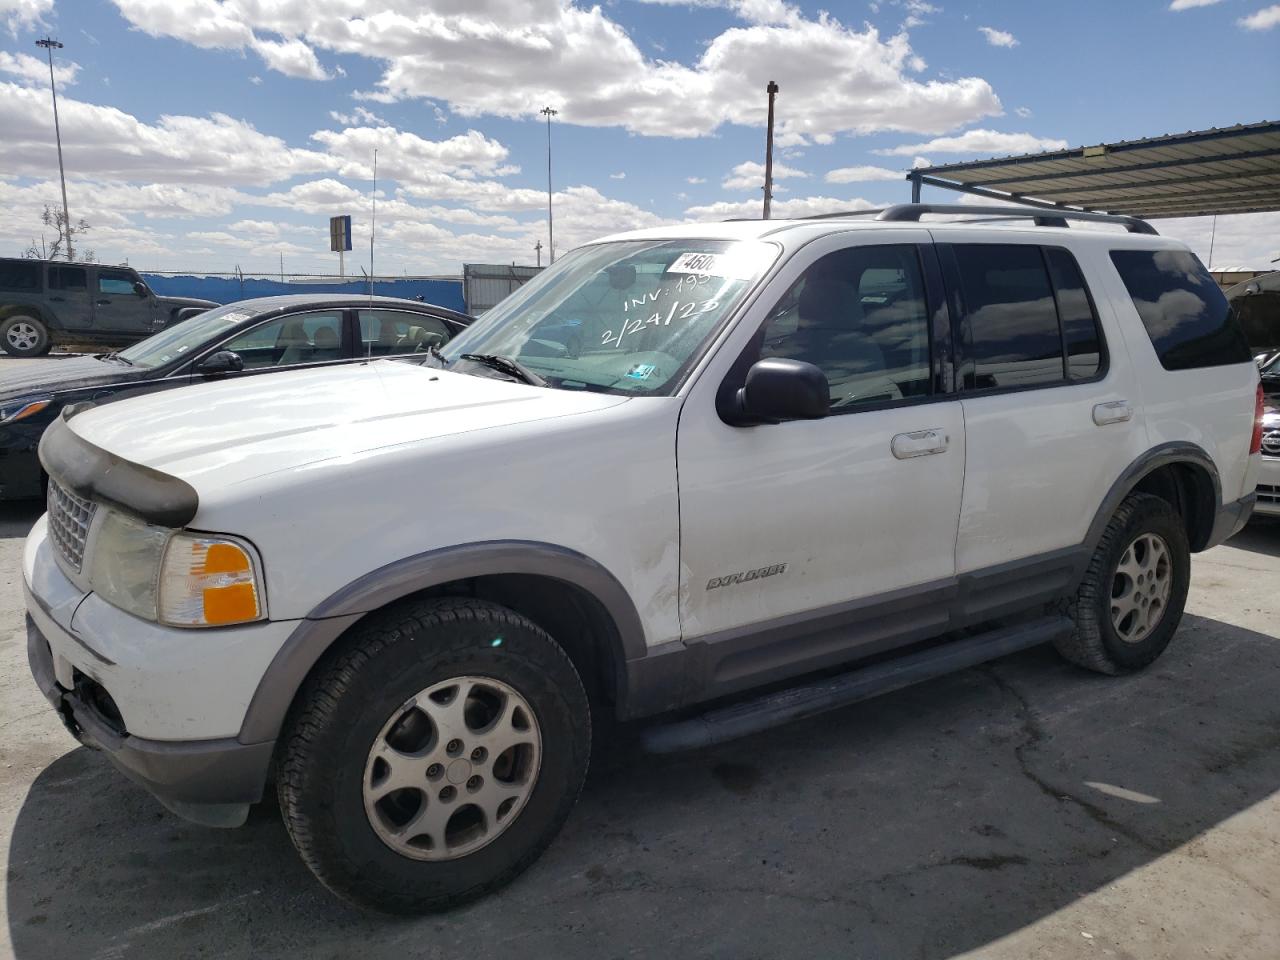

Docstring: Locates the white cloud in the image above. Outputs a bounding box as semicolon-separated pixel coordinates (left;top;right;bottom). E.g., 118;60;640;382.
609;171;626;179
825;164;903;183
722;159;808;191
900;0;940;29
1238;4;1280;29
1014;106;1032;118
1169;0;1226;9
109;0;1001;143
311;126;515;181
248;75;262;85
877;128;1069;156
977;26;1017;47
686;176;707;184
0;50;78;86
686;195;877;220
328;106;385;127
253;36;328;80
911;156;931;168
1;0;53;32
0;81;331;185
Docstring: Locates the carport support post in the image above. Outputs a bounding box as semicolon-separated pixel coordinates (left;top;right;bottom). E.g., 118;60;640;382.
910;172;922;203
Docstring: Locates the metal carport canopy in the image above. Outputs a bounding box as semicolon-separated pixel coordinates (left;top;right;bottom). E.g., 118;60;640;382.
907;121;1280;219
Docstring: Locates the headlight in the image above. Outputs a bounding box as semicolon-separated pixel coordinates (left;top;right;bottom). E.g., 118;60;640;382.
86;509;265;627
0;396;53;423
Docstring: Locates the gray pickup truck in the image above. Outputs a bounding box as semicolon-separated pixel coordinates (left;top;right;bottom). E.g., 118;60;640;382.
0;258;217;356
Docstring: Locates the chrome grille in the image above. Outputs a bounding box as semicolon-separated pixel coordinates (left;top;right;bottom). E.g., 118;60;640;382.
47;480;96;573
1258;484;1280;506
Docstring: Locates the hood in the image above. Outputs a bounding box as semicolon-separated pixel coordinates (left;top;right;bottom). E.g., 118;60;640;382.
156;295;219;309
0;355;140;401
65;359;629;490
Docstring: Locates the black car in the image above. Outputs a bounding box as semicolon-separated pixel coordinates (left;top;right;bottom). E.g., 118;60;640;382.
0;294;472;499
1226;270;1280;367
0;258;218;356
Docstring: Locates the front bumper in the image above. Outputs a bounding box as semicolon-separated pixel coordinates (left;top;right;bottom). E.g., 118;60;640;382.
26;614;272;826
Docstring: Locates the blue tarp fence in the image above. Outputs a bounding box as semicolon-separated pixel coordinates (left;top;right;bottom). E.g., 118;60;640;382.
141;274;466;313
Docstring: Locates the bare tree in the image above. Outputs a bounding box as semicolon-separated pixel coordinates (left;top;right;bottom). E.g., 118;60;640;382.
22;204;93;261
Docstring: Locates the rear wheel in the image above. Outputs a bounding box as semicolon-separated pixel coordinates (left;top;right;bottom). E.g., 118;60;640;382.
1055;492;1190;674
1;315;51;357
278;597;591;914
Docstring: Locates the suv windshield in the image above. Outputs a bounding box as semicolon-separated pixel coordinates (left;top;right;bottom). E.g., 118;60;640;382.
117;303;255;369
439;239;778;395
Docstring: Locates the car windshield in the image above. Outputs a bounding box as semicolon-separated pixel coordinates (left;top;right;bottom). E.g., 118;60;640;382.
438;239;778;395
117;302;257;369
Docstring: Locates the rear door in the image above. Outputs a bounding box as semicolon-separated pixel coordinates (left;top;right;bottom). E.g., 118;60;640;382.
356;308;459;358
45;264;92;331
92;267;157;335
937;235;1146;614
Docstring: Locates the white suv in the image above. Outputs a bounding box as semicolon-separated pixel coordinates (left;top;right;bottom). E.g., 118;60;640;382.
23;205;1262;913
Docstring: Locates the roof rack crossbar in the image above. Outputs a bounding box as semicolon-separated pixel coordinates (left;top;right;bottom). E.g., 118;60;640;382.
873;203;1159;235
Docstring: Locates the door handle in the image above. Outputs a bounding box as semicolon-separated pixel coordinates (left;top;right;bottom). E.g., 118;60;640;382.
1093;400;1132;426
95;298;111;305
891;428;950;460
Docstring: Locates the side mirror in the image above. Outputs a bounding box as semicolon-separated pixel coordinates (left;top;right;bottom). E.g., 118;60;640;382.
727;357;830;425
132;280;149;298
195;350;244;376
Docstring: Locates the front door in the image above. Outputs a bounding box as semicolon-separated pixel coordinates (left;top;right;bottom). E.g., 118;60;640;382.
677;232;965;695
44;264;92;331
92;267;156;335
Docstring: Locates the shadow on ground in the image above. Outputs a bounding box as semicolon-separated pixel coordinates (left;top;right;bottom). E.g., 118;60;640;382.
1228;518;1280;558
7;611;1280;959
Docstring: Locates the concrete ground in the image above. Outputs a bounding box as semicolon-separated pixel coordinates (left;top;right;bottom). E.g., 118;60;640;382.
0;369;1277;956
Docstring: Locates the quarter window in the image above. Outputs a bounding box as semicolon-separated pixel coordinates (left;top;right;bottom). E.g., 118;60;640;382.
953;244;1063;390
1109;248;1252;370
757;244;932;410
358;309;452;357
0;261;41;292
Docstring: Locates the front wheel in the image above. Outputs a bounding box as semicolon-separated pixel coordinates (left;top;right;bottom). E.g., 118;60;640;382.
278;598;592;914
1055;492;1190;674
0;315;51;356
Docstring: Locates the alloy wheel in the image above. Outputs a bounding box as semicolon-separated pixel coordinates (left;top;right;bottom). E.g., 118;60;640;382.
1110;532;1172;644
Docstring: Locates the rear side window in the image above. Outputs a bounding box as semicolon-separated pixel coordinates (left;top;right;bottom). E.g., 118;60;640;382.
98;270;137;295
1046;248;1104;380
48;266;87;291
1110;249;1252;370
0;261;41;293
952;244;1064;390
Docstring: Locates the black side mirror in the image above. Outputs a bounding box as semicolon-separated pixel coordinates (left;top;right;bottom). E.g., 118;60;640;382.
195;350;244;376
132;280;149;298
727;357;830;425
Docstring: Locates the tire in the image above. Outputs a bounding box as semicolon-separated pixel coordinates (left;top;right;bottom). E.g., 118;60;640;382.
1055;492;1190;674
1;315;51;357
277;597;592;914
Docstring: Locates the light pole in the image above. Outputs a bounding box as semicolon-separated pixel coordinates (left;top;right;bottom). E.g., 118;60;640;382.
762;80;779;220
36;37;73;261
540;106;557;263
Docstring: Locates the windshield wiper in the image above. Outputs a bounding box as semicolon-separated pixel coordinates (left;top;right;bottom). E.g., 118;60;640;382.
101;352;134;366
459;353;546;387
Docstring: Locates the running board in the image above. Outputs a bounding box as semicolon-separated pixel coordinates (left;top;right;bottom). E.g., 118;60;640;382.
639;615;1073;754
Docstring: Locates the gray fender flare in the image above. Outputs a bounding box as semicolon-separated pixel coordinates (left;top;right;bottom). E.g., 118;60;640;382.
236;540;646;745
1083;441;1221;553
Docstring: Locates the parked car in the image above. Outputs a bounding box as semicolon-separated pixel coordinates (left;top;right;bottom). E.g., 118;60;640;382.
1256;358;1280;518
1225;270;1280;367
0;294;471;499
23;205;1261;914
0;258;218;357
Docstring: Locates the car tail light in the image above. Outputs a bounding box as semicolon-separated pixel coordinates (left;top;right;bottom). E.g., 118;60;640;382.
1250;384;1264;455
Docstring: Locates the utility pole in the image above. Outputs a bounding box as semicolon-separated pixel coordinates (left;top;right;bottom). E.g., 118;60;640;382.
540;106;557;262
534;239;543;268
762;80;779;220
36;37;73;261
370;148;378;298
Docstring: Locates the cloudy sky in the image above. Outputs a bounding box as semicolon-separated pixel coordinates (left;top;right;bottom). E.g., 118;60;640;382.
1;0;1277;276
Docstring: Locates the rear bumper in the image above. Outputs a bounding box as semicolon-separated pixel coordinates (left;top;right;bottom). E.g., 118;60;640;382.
26;612;273;827
1207;492;1256;546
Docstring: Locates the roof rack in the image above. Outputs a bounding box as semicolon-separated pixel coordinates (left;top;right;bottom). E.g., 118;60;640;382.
803;202;1157;235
